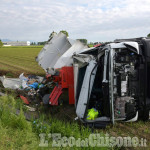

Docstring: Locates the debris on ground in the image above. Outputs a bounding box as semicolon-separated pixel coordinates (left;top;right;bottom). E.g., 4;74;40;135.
0;73;54;105
0;76;22;89
25;105;36;112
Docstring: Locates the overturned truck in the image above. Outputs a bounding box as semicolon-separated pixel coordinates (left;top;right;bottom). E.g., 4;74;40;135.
37;34;150;127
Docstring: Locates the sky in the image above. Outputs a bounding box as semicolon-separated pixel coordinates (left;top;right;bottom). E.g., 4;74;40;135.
0;0;150;42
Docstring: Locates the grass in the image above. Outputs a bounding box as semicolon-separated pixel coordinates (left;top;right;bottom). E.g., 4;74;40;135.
88;44;94;48
0;95;109;150
0;96;39;149
0;95;149;149
0;46;45;76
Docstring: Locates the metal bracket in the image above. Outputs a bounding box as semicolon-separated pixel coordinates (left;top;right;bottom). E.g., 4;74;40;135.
102;50;109;83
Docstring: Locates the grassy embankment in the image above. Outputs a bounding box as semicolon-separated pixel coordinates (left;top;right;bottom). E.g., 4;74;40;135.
0;95;109;150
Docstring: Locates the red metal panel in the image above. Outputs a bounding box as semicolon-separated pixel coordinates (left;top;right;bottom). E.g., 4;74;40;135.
66;67;75;104
68;86;75;104
50;66;75;105
61;67;68;88
49;85;63;105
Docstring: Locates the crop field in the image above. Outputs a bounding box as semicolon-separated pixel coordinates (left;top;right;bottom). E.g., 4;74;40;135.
0;46;45;77
0;46;149;149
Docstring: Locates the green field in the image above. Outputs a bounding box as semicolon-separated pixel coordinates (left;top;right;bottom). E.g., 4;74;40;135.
0;46;45;76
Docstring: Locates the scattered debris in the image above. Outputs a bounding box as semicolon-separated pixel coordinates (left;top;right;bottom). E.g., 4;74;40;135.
20;95;29;104
25;105;36;112
0;72;53;106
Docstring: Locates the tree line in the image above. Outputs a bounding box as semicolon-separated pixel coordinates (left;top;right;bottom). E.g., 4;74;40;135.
1;33;150;47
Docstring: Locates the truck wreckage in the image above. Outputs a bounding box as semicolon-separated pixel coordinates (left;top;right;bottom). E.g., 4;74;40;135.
1;32;150;127
73;38;150;127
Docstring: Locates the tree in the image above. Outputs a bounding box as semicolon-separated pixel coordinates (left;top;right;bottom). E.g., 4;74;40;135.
60;30;69;37
147;33;150;37
37;41;47;45
77;39;88;45
31;42;37;45
0;39;3;48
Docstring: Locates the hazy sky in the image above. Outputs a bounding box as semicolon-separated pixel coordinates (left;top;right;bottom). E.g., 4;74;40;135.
0;0;150;42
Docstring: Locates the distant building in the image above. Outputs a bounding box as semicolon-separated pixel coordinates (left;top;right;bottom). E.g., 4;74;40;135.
3;41;30;46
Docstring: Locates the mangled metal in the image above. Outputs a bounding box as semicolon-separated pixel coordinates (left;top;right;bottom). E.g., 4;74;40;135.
75;59;98;120
73;38;150;127
36;32;74;72
36;32;87;75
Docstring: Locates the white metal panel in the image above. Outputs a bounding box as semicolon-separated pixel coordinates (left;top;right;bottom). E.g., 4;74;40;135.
54;40;87;68
76;59;97;119
110;42;139;54
36;32;74;71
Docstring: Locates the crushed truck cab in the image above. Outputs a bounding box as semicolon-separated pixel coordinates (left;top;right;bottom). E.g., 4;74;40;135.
73;38;150;127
